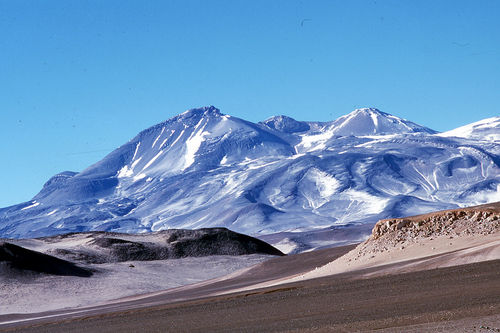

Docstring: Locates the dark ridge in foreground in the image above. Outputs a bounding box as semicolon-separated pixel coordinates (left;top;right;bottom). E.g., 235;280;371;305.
28;228;285;264
0;242;92;277
86;228;285;262
157;228;286;258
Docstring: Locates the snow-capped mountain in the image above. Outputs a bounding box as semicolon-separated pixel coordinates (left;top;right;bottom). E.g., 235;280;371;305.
1;106;499;253
325;107;437;136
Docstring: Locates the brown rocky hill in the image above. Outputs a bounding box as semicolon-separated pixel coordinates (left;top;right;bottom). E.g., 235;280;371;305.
373;202;500;239
291;201;500;282
358;201;500;256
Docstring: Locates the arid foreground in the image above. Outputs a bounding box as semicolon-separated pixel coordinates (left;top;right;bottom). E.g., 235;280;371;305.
1;202;500;332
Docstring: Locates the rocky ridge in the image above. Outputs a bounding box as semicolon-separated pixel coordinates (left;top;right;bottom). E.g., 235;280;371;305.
359;201;500;255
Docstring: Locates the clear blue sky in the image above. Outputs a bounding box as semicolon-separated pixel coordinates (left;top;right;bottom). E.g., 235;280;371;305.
1;0;499;207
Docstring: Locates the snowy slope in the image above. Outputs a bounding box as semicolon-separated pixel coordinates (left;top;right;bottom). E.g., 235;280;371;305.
439;116;500;142
293;108;436;153
1;106;499;252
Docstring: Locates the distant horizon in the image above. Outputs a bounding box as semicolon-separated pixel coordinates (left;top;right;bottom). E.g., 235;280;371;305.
2;0;499;207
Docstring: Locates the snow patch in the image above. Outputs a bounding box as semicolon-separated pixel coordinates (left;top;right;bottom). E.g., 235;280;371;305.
132;142;141;160
312;169;341;198
370;112;379;131
143;151;163;170
131;157;142;169
464;184;500;204
159;130;174;148
298;131;334;152
152;127;165;148
183;120;210;170
133;173;147;182
117;165;133;178
46;209;57;216
170;129;185;147
21;202;39;211
342;189;390;215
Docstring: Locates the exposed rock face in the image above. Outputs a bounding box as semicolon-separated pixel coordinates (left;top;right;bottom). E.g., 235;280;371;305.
347;201;500;258
372;202;500;241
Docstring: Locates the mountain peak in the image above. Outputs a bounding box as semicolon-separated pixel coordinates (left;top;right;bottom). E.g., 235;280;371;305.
351;107;383;114
261;115;310;133
331;108;436;136
346;107;394;120
179;105;222;118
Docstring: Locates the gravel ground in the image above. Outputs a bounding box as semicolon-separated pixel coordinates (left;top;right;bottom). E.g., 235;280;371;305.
2;250;500;332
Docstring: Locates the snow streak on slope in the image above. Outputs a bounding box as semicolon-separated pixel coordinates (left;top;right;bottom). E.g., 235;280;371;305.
0;106;499;253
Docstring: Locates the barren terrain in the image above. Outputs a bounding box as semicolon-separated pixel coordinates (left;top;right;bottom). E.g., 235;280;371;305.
1;202;500;332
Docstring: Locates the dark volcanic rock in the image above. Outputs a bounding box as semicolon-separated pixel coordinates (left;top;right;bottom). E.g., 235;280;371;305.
90;237;165;262
84;228;285;263
50;248;105;264
164;228;285;258
0;242;92;277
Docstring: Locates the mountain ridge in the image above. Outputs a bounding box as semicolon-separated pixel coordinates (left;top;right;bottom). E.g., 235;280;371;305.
1;106;499;252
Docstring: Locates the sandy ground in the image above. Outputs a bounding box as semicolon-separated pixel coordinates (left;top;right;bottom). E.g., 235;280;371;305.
3;258;500;332
0;254;270;314
296;231;500;280
213;230;500;294
245;203;500;289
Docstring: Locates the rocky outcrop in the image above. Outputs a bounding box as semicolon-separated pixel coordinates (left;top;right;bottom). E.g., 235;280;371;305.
345;202;500;258
372;202;500;241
